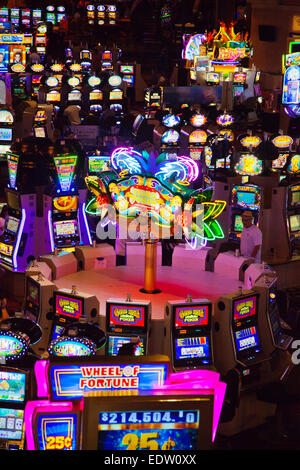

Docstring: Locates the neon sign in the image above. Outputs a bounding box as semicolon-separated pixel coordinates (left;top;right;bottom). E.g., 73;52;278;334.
55;295;83;319
175;305;209;328
0;331;29;360
235;154;262;176
54;155;78;192
49;363;168;400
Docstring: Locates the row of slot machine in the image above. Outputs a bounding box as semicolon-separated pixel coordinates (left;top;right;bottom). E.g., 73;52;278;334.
0;260;291;450
86;3;118;26
0;6;66;32
0;136;91;272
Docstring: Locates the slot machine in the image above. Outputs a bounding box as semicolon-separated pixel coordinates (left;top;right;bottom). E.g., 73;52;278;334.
56;6;66;24
101;50;113;72
144;87;162;118
164;297;214;371
97;5;106;25
32;9;42;28
153;114;181;157
79;50;92;74
46;6;56;25
0;8;10;31
49;288;100;345
206;71;220;87
20;9;31;31
49;152;91;252
35;23;47;60
0;366;29;450
232;71;247;103
119;64;135;89
30;64;45;100
108;74;124;115
44;75;61;112
180;111;207;161
66;75;82;109
32;107;49;139
10;62;27;101
87;75;103;116
107;5;117;25
0;108;14;161
87;4;96;25
10;9;20;31
228;183;261;244
23;273;57;355
105;298;151;356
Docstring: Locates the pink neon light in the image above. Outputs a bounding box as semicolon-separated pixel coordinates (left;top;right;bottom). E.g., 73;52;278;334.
177;156;199;182
34;360;50;398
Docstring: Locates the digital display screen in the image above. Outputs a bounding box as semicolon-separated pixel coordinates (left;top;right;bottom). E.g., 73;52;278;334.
0;370;26;402
0;128;12;141
108;304;146;328
89;91;103;101
272;154;287;169
161;130;180;145
120;65;134;74
231;185;260;211
55;293;83;319
190;114;207;127
88;156;109;174
234;326;260;352
110;104;122;111
97;410;199;450
68;92;82;101
290;186;300;206
175;337;210;361
233;214;243;232
206;72;219;84
290;214;300;232
233;295;257;322
189;130;207;145
122;75;134;86
162;114;180;128
46;92;61;102
6;191;20;211
35;412;79;451
107;335;145;356
53;196;78;213
32;75;42;85
233;72;246;83
34;127;46;138
109;90;122;100
174;304;209;328
0;408;24;441
233;85;244;97
5;216;19;234
26;278;39;306
53;220;78;238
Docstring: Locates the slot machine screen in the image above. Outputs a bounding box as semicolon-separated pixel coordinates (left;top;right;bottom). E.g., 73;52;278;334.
32;75;42;85
68;91;81;102
88;156;109;174
120;65;134;74
54;292;84;320
46;92;61;102
0;128;12;141
26;277;40;307
233;85;244;97
109;90;122;100
106;302;148;332
232;185;260;211
33;127;46;138
233;72;246;84
174;336;211;362
161;130;180;146
290;185;300;207
0;370;27;402
107;335;146;356
232;295;257;322
272;153;287;169
51;324;65;341
162;114;180;128
89;91;103;101
289;214;300;232
234;326;260;352
5;216;19;235
206;72;220;84
53;220;78;238
0;409;24;441
82;396;206;451
174;304;210;328
52;195;78;213
122;75;134;86
233;214;243;233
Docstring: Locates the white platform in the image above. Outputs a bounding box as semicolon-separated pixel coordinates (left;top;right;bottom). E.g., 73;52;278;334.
54;264;245;355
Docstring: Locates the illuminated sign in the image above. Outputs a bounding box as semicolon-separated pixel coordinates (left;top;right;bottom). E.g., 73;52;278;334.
240;135;262;148
272;135;293;148
216;113;234;127
233;296;257;321
175;305;209;328
55;295;83;319
109;305;145;327
35;412;79;451
0;242;13;256
0;331;29;360
235;154;262;176
218;47;247;61
0;370;26;402
54;155;78;192
7;153;19;189
53;196;78;212
48;338;96;357
288;154;300;174
189;130;207;145
282;66;300;105
49;363;168;400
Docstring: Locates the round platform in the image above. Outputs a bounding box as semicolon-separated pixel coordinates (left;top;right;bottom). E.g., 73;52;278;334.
54;265;244;355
